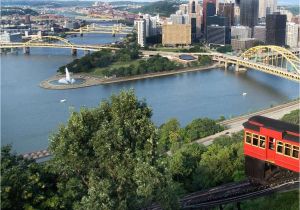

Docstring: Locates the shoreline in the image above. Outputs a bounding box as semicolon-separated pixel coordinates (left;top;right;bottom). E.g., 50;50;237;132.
40;64;220;90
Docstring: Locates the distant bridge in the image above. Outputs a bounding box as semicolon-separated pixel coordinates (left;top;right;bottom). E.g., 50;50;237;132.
65;23;133;36
0;36;120;55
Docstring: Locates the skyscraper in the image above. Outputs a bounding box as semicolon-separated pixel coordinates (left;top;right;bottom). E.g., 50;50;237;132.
189;0;202;39
203;0;216;30
240;0;259;28
219;3;235;26
135;19;146;47
266;12;287;46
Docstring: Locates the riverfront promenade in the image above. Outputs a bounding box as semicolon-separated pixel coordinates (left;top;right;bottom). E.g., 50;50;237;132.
22;100;299;160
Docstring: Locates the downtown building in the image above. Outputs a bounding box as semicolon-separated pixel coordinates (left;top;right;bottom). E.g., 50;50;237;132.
231;26;251;39
266;12;287;46
286;22;299;48
240;0;259;28
134;14;161;47
218;2;235;26
189;0;202;40
206;15;230;45
253;25;266;43
259;0;277;19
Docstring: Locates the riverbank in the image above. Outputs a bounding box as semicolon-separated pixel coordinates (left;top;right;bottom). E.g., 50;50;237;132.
40;64;220;90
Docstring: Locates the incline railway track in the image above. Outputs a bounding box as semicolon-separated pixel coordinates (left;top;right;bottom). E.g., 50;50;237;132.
146;178;299;210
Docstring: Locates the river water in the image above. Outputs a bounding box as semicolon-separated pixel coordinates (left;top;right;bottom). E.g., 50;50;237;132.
1;33;299;153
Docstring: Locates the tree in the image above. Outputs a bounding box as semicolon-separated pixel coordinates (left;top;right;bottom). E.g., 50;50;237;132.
281;109;299;125
1;145;60;210
158;118;182;152
183;118;224;143
198;141;245;188
49;90;178;210
169;143;207;192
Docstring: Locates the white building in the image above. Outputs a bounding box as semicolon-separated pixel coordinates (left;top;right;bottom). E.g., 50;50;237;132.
231;26;251;39
135;19;146;47
0;32;22;43
286;22;299;48
170;10;190;25
259;0;277;18
253;25;266;42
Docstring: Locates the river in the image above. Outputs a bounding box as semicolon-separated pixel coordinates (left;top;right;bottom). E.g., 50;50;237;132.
1;33;299;154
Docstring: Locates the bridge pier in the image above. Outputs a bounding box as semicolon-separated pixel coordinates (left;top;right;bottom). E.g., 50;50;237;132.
224;61;228;70
84;50;90;55
23;47;30;55
71;48;77;56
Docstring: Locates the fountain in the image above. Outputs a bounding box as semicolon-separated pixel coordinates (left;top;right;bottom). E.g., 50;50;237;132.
58;67;76;84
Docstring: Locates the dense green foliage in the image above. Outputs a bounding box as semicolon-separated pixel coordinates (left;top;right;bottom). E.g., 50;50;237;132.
281;109;299;125
179;45;207;53
49;90;178;210
135;0;180;17
102;54;183;77
1;146;60;210
168;131;245;193
216;45;233;53
1;7;39;16
58;44;140;74
158;118;224;153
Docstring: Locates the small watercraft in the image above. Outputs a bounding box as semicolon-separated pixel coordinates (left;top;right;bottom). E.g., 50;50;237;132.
60;99;67;103
242;92;247;96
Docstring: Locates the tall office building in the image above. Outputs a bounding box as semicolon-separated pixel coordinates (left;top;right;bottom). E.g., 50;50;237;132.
240;0;259;28
266;13;287;46
189;0;202;39
203;0;216;30
259;0;277;18
219;3;235;26
135;19;146;47
206;15;230;44
286;22;299;47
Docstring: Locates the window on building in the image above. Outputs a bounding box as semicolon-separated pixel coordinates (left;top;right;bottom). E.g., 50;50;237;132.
269;137;275;150
245;132;252;144
277;141;283;153
284;143;291;156
253;134;259;146
259;136;266;148
292;146;299;159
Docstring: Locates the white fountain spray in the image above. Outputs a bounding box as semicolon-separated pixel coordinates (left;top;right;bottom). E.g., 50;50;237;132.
58;67;75;84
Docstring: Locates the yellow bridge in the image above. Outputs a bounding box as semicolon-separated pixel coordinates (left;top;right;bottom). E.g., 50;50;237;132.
144;46;300;82
0;36;120;55
65;23;133;36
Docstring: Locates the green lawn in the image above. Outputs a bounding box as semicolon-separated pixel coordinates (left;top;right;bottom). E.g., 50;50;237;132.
90;60;140;77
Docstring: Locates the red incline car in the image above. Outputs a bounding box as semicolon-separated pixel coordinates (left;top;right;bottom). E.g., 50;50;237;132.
243;116;300;183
